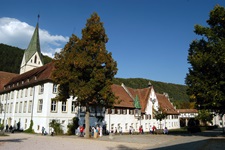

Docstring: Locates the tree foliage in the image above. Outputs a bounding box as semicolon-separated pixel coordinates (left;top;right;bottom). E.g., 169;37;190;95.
196;110;213;126
67;117;79;135
186;5;225;115
154;108;167;121
52;12;118;138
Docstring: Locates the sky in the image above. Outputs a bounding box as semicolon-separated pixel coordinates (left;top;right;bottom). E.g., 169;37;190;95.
0;0;225;85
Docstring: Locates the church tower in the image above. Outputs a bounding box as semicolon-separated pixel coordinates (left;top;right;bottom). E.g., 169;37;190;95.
20;20;43;74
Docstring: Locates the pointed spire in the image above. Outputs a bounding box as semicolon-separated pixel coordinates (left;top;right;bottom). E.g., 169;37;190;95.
20;17;44;74
38;14;40;23
24;22;43;64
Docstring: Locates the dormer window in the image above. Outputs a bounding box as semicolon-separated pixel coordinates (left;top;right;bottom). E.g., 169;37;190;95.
22;81;24;84
35;76;37;80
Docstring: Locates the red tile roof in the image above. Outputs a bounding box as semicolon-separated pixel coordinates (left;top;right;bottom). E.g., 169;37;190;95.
0;62;54;93
111;84;134;108
127;86;151;112
0;71;18;91
156;93;179;115
177;109;198;113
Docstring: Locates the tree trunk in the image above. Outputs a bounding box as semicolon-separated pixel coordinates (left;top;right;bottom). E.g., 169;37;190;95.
84;109;90;138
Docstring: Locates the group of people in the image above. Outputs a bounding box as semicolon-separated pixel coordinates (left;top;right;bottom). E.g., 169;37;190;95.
75;124;168;136
91;125;103;138
111;126;123;135
41;126;54;136
149;125;168;134
76;125;105;138
5;124;14;133
129;126;135;134
149;125;157;134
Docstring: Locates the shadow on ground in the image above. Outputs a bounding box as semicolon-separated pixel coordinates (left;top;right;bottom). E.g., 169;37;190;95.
168;128;225;137
148;138;225;150
0;138;28;143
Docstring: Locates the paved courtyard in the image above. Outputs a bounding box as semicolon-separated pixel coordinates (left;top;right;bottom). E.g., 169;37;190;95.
0;128;225;150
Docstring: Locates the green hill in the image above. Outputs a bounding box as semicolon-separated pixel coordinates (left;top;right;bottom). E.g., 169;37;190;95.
0;43;190;108
0;43;52;74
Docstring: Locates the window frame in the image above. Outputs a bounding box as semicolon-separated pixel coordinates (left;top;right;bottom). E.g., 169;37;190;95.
61;101;67;112
51;100;57;112
37;99;43;113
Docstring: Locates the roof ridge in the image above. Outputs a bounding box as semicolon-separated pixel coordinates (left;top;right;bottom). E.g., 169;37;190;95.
121;83;135;101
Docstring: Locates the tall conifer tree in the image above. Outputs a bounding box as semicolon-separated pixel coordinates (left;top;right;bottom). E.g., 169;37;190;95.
52;12;118;138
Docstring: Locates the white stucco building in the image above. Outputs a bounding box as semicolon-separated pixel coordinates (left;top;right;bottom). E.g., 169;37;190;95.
177;109;198;127
0;21;180;134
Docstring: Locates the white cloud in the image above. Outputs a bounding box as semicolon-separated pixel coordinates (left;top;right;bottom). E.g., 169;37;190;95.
0;17;68;58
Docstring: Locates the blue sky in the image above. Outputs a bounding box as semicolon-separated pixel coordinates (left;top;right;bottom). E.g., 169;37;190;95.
0;0;224;85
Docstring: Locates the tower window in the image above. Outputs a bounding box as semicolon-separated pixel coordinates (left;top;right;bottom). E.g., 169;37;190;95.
34;55;37;63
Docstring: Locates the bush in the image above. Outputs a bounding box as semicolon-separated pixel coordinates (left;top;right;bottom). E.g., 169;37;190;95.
0;124;4;131
49;120;63;135
24;120;35;133
187;118;201;133
67;117;79;135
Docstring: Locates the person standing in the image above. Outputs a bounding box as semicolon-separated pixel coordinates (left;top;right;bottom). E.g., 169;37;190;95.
51;127;54;136
114;127;117;134
163;127;168;134
80;126;84;137
149;125;153;134
152;125;157;134
119;127;123;135
99;126;103;137
5;124;9;132
42;127;45;135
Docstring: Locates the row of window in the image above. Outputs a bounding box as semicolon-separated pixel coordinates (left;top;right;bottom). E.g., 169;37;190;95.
110;121;180;132
3;100;76;114
105;108;152;120
0;84;58;101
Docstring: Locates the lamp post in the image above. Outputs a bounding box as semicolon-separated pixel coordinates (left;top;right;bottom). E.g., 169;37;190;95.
0;102;4;133
2;94;8;135
134;108;141;134
151;98;156;119
134;108;141;125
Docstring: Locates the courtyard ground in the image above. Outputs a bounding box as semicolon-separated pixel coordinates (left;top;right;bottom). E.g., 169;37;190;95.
0;128;224;150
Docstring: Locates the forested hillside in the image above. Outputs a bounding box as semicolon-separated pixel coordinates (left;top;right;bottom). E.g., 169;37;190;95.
0;43;52;73
0;43;190;108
